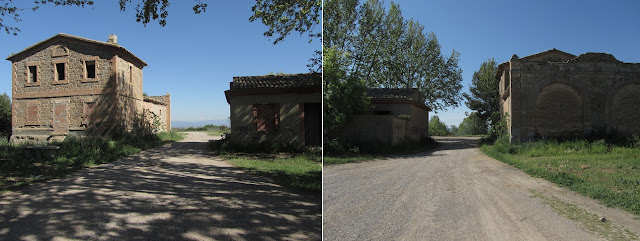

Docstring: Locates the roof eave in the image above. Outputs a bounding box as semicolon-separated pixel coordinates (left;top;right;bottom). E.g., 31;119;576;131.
6;33;147;67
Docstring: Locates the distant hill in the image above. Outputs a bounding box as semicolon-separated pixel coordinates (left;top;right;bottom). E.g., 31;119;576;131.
172;120;229;129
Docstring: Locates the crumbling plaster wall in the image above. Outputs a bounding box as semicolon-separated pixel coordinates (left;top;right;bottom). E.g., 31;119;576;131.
228;91;321;146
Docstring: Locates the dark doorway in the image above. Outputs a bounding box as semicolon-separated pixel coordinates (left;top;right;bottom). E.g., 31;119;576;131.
304;103;321;146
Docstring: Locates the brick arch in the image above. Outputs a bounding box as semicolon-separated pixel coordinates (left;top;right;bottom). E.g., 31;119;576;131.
611;84;640;135
535;83;584;137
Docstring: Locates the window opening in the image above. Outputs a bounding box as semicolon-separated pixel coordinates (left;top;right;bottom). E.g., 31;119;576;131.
28;66;37;83
85;61;96;79
56;63;65;81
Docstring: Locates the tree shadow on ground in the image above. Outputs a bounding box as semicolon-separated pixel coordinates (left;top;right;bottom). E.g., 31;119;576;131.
0;139;321;240
432;137;480;151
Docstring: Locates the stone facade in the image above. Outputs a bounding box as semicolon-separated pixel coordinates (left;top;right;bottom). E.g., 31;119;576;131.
7;33;170;143
342;88;430;146
498;49;640;142
224;73;321;147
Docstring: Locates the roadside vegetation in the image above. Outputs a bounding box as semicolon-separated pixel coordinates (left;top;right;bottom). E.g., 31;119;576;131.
211;141;321;193
482;135;640;216
0;130;184;192
225;153;321;193
175;124;229;137
324;137;439;165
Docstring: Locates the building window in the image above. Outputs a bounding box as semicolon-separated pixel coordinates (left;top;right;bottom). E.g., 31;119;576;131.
129;65;133;83
28;66;38;83
55;63;66;81
253;104;279;132
26;105;39;125
85;61;96;79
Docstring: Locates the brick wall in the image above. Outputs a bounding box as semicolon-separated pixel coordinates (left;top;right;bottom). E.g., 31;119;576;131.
500;51;640;141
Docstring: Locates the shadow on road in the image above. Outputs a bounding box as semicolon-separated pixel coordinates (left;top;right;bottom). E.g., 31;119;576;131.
0;137;321;240
433;136;481;151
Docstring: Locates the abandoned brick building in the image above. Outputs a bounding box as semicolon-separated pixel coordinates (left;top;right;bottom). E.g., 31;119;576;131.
224;73;321;147
341;88;430;146
498;49;640;142
7;33;170;143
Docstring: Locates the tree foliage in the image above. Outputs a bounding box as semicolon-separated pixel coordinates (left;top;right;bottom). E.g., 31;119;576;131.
324;0;463;111
0;93;11;139
456;112;487;136
428;115;449;136
249;0;321;45
463;58;500;129
449;125;458;136
1;0;320;45
323;46;371;135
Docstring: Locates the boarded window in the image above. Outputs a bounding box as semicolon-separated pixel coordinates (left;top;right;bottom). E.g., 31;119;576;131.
82;102;97;125
253;104;279;132
28;66;37;83
26;105;39;125
55;63;66;81
85;61;96;79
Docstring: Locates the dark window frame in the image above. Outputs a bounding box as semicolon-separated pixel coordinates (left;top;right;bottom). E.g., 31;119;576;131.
252;103;280;132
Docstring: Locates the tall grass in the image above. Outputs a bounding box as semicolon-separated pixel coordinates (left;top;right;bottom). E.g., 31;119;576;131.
483;136;640;216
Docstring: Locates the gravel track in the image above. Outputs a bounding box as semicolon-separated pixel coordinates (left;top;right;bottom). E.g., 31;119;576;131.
323;137;640;240
0;132;321;240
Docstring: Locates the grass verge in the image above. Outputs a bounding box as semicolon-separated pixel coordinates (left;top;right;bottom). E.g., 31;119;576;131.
323;155;377;165
530;189;638;240
225;153;321;193
482;138;640;216
0;130;184;192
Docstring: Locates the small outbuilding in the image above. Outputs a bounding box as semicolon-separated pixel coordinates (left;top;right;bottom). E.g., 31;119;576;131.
224;73;321;147
341;88;430;146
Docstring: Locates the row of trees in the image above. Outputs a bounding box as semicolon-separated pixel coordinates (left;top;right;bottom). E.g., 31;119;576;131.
428;113;489;137
324;0;464;137
429;57;501;137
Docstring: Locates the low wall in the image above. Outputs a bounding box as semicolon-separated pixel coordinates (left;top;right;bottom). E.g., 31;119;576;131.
342;115;414;146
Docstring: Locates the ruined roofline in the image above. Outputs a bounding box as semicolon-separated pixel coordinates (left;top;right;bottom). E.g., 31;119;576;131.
143;95;168;105
519;48;576;61
495;49;633;80
6;33;147;68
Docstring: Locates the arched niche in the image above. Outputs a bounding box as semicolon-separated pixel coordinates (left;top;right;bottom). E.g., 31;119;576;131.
611;84;640;135
535;83;583;137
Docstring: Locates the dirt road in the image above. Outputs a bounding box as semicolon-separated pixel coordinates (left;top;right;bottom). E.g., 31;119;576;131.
323;137;640;240
0;132;320;240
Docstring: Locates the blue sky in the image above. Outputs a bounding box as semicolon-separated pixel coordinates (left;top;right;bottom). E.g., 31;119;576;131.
0;1;318;123
388;0;640;127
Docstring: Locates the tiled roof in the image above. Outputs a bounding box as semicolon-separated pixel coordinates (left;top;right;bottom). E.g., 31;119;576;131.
367;88;419;100
230;73;321;90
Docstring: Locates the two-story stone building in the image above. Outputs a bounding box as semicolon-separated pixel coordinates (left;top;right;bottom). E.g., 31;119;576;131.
7;33;170;143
